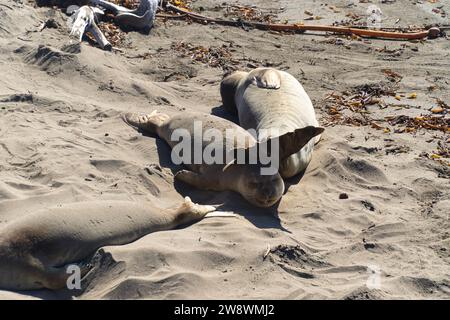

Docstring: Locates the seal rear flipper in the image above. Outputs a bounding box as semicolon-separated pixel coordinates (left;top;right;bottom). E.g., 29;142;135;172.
122;111;169;134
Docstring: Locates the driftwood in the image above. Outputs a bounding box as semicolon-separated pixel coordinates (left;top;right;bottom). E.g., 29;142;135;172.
165;3;441;41
64;1;158;51
68;5;112;50
91;0;159;31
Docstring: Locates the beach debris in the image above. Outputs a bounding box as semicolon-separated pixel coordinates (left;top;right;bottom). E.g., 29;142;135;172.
68;5;112;50
333;12;364;28
385;145;411;155
386;114;449;133
222;4;279;24
97;21;128;47
322;82;397;126
112;0;141;10
168;0;191;9
361;200;375;212
91;0;159;31
63;1;159;50
432;98;449;114
39;18;60;31
421;140;450;166
363;239;376;250
381;68;403;82
171;41;237;70
263;244;271;260
163;3;440;40
322;81;449;163
434;140;449;158
431;106;444;114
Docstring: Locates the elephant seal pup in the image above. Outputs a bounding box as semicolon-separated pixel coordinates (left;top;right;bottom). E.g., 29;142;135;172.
123;111;322;207
0;197;215;291
221;68;322;178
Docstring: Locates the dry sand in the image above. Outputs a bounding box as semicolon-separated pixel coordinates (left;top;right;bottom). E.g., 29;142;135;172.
0;0;449;299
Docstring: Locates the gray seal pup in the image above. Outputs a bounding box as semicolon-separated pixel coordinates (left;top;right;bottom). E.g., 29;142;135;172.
0;197;214;291
123;111;323;207
221;68;322;178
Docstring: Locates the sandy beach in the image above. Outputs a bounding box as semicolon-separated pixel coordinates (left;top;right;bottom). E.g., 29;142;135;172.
0;0;449;299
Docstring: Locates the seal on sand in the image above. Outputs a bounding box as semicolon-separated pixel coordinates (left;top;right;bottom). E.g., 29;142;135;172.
221;68;322;178
123;111;323;207
0;197;215;291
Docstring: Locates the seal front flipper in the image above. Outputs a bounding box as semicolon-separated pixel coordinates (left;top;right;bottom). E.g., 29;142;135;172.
250;68;282;89
275;126;324;161
229;126;324;165
175;170;222;191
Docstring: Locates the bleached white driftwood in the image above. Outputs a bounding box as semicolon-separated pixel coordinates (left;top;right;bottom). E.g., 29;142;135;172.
68;5;112;50
90;0;159;31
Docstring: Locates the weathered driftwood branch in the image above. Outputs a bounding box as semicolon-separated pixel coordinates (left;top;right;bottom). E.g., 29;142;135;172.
68;5;112;50
165;3;441;40
90;0;159;31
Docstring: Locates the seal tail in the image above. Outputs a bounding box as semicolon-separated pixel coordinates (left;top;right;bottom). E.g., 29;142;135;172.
122;110;170;135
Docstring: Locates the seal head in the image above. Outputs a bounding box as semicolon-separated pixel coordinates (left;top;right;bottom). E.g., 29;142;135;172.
235;165;285;207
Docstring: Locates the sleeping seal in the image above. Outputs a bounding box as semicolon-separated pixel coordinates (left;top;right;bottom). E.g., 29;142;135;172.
123;111;323;207
0;197;215;291
221;68;322;178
